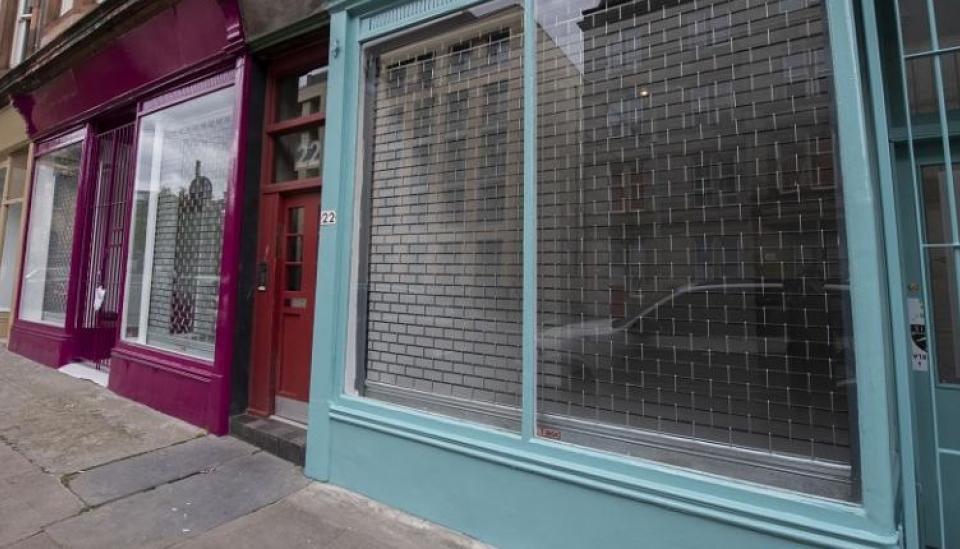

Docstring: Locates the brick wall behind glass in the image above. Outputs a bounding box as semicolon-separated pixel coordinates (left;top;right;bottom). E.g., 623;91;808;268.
363;14;525;408
536;0;852;463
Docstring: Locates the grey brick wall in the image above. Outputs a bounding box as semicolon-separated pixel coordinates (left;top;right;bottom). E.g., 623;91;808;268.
363;13;525;411
357;0;852;471
535;0;852;465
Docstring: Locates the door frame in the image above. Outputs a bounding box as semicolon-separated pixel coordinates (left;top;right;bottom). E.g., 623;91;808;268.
903;147;960;549
248;42;328;417
73;118;137;366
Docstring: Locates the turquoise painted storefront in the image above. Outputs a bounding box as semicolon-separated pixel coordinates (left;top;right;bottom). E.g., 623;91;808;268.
301;0;959;547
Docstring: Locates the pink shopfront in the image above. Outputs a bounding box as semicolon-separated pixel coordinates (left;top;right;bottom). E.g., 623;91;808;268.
8;0;252;434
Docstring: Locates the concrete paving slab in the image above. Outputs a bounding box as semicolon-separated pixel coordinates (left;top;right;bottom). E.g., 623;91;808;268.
67;436;256;506
0;347;200;475
45;452;308;549
0;468;83;546
174;483;484;549
0;442;36;482
1;532;63;549
296;484;484;549
169;493;348;549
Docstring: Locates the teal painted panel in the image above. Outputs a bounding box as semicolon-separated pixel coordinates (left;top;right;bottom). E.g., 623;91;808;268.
329;421;825;549
823;0;899;528
940;451;960;546
935;388;960;451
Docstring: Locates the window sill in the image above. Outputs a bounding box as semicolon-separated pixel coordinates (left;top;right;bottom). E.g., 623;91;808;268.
112;341;215;377
326;395;897;548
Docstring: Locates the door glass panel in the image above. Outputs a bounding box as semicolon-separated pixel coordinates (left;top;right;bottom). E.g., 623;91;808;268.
942;52;960;111
900;0;932;54
927;247;960;383
288;206;304;233
274;128;324;183
921;165;960;243
922;164;960;384
286;235;303;262
907;57;939;118
286;265;302;291
934;0;960;50
275;67;327;122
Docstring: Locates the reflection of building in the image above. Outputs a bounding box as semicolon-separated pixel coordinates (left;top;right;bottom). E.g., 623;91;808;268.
535;0;853;493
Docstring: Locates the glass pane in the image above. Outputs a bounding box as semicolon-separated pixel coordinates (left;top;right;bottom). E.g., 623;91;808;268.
273;127;323;182
122;87;236;360
934;0;960;50
921;165;960;244
286;264;302;291
20;143;82;326
286;235;303;262
907;57;939;118
0;166;8;201
6;149;28;199
0;203;23;311
288;206;304;233
927;248;960;383
275;67;327;122
941;51;960;111
900;0;932;53
535;0;855;496
357;2;524;429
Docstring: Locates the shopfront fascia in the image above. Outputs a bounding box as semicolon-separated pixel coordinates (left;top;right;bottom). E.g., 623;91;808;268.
307;0;906;547
8;0;253;434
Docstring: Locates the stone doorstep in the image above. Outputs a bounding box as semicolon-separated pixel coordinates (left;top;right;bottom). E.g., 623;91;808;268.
229;414;306;466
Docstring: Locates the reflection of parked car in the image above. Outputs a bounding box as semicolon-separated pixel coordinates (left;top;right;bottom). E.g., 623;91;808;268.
538;279;851;396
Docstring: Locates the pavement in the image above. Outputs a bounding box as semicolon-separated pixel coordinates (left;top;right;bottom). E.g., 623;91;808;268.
0;346;485;549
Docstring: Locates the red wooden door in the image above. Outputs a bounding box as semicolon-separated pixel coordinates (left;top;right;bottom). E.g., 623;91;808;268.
273;192;321;402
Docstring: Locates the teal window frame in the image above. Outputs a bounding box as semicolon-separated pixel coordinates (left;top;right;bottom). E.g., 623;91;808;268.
306;0;903;546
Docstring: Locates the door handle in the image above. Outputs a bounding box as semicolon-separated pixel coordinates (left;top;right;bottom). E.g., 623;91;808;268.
257;262;268;291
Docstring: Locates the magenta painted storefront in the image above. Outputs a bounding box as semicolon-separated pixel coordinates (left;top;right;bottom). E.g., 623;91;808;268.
8;0;252;434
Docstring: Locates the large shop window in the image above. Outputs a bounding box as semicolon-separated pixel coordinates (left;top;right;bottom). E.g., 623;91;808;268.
357;5;524;427
20;143;83;326
122;87;236;360
355;0;857;499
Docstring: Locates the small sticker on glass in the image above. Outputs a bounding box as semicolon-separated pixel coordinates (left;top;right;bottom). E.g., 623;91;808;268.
908;297;928;371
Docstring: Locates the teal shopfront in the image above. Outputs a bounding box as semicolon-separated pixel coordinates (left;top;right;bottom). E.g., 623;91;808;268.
302;0;959;547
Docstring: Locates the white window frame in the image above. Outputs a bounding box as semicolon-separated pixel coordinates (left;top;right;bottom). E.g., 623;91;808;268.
9;0;33;67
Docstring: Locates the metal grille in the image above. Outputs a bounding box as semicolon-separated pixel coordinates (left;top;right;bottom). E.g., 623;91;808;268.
360;8;525;425
80;124;135;370
535;0;855;471
899;0;960;385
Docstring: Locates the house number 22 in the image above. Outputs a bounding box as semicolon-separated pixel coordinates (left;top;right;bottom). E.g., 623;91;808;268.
320;210;337;226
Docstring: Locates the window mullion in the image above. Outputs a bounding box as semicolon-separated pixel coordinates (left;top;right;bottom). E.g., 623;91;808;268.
520;0;538;441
